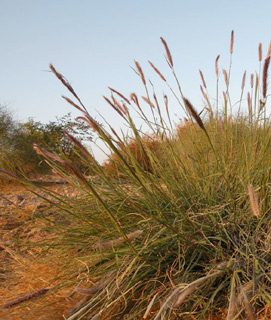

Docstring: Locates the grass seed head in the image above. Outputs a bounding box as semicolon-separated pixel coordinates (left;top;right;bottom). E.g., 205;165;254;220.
148;61;166;82
108;87;131;105
199;69;207;88
242;70;246;90
263;56;271;99
134;60;146;85
142;96;155;108
160;37;173;68
183;98;205;130
248;184;260;218
215;55;220;77
259;43;262;62
103;96;125;118
223;69;228;86
230;30;234;54
267;40;271;58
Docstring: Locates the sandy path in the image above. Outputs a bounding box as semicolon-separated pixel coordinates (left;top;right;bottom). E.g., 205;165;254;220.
0;180;82;320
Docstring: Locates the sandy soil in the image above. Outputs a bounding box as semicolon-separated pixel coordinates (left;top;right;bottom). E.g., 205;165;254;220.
0;179;83;320
1;180;270;320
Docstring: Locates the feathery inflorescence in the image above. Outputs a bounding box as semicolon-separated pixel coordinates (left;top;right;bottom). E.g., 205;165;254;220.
248;184;260;218
183;98;205;130
262;56;271;99
160;37;173;68
148;61;166;82
134;60;146;85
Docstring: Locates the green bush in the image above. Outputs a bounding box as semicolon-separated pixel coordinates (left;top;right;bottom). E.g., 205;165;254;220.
0;106;25;180
0;110;93;182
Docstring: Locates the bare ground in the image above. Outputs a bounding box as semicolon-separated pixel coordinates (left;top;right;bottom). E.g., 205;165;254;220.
1;179;271;319
0;178;86;320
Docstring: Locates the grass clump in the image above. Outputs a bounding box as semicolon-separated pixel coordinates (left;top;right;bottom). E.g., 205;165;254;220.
4;31;271;319
103;134;164;176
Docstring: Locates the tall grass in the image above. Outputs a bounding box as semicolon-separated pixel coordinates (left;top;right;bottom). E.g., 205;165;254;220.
3;31;271;319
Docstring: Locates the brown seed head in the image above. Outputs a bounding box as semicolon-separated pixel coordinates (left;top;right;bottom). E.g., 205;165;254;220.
1;288;50;309
0;168;18;180
160;37;173;68
164;95;168;106
142;96;155;108
34;145;72;169
77;116;100;132
130;93;139;107
250;74;254;88
148;61;166;81
109;126;123;144
183;98;205;130
230;30;234;54
65;132;83;148
103;96;125;118
248;184;260;218
164;94;169;112
200;85;208;102
152;92;159;109
259;43;262;62
263;56;271;99
267;40;271;58
108;87;131;105
215;55;220;78
223;69;228;86
62;96;85;114
49;64;82;107
241;71;246;90
199;69;207;88
134;60;146;85
121;102;128;114
112;97;127;114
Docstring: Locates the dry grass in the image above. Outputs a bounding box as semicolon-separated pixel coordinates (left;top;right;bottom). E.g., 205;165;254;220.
3;32;271;319
103;135;164;175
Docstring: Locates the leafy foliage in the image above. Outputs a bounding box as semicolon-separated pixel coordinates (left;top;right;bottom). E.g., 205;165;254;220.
0;109;93;181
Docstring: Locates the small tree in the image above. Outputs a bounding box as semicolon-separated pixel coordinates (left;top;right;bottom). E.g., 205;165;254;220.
0;107;93;180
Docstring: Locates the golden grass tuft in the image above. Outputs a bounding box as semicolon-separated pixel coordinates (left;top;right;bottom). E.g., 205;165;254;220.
104;135;163;175
248;184;260;218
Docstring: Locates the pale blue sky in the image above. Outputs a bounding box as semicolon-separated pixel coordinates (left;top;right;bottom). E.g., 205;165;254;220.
1;0;271;160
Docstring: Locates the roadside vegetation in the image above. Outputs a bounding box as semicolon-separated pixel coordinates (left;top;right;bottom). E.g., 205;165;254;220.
2;31;271;319
0;109;92;182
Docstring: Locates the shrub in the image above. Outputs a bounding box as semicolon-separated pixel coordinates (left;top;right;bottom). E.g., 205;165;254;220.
0;110;93;182
6;32;271;319
0;106;26;181
18;114;93;174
